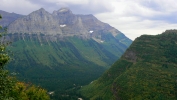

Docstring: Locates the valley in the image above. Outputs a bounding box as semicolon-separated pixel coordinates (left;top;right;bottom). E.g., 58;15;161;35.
1;6;176;100
0;8;131;99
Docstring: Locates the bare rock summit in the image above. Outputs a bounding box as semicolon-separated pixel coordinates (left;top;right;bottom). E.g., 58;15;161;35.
7;8;125;40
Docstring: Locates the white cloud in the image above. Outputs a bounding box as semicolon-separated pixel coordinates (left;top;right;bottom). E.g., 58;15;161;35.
95;0;177;40
26;0;114;14
0;0;40;15
47;0;88;5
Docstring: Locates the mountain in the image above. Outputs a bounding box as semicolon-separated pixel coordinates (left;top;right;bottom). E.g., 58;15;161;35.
80;30;177;100
0;10;23;27
7;8;130;44
3;8;132;99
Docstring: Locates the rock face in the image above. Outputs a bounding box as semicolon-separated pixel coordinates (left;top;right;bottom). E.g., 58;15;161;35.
7;8;123;39
8;8;62;35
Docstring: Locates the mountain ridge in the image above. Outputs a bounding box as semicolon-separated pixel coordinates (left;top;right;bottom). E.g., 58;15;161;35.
7;8;128;42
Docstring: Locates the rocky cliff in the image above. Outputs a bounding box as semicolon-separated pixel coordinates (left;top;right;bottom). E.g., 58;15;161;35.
7;8;125;41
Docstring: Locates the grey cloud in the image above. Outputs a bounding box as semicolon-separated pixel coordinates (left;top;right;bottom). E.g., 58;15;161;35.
26;0;177;24
139;1;163;11
27;0;114;14
140;1;177;23
122;1;177;24
150;12;177;24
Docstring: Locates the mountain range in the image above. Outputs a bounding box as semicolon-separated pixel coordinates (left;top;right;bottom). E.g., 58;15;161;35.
0;8;132;99
80;30;177;100
7;8;128;41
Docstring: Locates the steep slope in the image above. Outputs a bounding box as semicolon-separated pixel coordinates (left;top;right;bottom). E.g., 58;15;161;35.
81;30;177;100
0;10;23;27
4;8;132;98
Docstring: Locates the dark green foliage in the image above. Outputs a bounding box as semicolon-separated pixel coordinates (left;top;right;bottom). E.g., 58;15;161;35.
0;70;15;99
80;30;177;100
8;82;50;100
0;16;13;99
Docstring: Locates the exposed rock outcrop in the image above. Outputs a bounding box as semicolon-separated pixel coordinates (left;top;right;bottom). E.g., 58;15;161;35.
7;8;123;39
8;8;62;35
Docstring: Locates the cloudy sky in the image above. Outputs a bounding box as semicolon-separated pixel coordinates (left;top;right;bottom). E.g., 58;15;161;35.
0;0;177;40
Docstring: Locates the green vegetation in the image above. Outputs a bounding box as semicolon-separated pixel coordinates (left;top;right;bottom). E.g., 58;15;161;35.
80;30;177;100
0;25;12;99
6;32;130;99
0;15;50;100
9;82;50;100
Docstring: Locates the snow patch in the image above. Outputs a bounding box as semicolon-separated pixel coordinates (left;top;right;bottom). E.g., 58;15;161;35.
60;24;66;27
89;30;93;33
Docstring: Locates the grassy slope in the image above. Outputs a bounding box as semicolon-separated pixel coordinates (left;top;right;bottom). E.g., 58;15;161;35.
7;34;129;93
80;30;177;100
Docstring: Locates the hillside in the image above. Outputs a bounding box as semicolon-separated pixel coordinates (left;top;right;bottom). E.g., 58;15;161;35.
80;30;177;100
7;33;128;90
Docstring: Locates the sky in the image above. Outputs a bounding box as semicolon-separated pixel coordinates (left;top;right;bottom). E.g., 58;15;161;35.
0;0;177;40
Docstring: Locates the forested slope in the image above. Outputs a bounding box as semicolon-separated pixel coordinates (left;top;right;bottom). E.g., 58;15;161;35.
81;30;177;100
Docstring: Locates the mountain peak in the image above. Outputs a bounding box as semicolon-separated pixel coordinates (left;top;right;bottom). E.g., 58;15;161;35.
38;8;45;11
36;8;48;14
